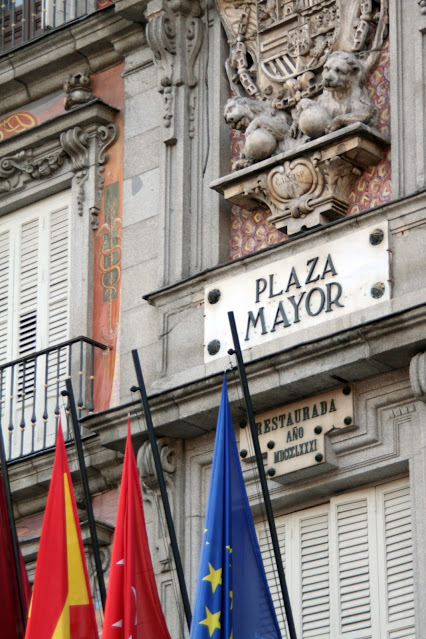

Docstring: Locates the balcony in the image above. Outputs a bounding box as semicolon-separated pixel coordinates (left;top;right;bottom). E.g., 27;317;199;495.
0;336;108;460
0;0;111;53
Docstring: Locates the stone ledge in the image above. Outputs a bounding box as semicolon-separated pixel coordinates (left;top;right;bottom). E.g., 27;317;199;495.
0;9;145;113
9;434;123;518
211;123;390;235
0;98;118;158
83;302;426;453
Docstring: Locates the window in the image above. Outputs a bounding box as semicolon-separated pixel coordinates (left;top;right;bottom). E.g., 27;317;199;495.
257;478;415;638
0;190;71;456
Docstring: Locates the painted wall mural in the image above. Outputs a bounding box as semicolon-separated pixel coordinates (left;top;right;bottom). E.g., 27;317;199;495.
230;40;392;260
91;64;124;411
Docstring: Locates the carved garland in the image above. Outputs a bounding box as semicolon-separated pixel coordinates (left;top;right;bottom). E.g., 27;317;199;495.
0;122;118;229
0;149;66;192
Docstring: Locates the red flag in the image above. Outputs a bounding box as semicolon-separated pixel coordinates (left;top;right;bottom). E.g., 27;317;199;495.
0;470;31;639
102;418;171;639
25;424;98;639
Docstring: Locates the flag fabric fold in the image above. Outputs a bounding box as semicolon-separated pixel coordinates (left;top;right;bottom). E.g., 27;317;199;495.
0;470;31;639
102;418;171;639
190;376;281;639
25;423;98;639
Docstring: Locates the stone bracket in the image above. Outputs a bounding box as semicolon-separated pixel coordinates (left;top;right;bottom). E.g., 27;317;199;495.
410;351;426;403
211;123;389;235
145;0;203;140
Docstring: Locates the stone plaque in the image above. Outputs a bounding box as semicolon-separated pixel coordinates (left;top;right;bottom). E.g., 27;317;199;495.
204;223;389;361
239;386;353;483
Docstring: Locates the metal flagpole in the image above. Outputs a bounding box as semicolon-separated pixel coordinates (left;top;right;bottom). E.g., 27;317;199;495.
227;311;298;639
0;426;26;632
62;379;106;611
131;349;192;632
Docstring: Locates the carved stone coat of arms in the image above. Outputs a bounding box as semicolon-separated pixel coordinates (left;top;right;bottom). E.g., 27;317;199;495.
212;0;389;235
217;0;388;105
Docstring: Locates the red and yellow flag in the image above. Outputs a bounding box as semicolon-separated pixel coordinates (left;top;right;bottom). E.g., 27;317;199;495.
25;424;98;639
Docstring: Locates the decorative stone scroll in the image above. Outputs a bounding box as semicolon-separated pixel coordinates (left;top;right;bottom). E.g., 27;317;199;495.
213;0;390;235
410;352;426;403
145;0;203;140
60;123;118;227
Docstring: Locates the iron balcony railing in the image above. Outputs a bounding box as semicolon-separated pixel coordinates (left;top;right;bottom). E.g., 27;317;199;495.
0;336;108;460
0;0;109;54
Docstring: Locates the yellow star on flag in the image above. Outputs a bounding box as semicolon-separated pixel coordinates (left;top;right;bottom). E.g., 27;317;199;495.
225;545;232;554
199;606;221;637
229;590;233;610
202;562;223;593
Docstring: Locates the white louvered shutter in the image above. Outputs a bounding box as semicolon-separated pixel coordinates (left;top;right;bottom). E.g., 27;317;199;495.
376;481;415;639
257;518;288;637
330;495;376;638
298;509;330;638
256;478;414;639
0;191;71;457
48;205;70;347
0;229;11;366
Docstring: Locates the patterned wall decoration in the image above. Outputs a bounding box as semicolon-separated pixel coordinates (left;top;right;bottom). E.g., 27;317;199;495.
230;129;285;260
347;41;391;215
91;64;124;410
0;111;38;139
230;40;391;260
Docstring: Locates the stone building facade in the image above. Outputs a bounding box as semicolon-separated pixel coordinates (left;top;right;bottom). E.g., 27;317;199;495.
1;0;426;638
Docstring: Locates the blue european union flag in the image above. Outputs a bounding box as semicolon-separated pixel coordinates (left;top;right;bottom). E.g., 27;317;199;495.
190;375;282;639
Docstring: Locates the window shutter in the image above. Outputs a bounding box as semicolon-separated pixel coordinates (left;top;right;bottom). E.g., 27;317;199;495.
377;482;415;639
48;205;69;346
299;511;330;638
0;191;71;456
257;519;288;637
334;498;373;635
0;229;11;366
256;479;414;639
18;217;39;357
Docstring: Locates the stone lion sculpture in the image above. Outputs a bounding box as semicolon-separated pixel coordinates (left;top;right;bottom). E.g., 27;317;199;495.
295;51;379;139
224;96;293;170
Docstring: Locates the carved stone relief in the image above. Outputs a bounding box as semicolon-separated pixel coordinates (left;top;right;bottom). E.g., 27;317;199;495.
0;95;119;229
213;0;389;235
410;352;426;403
212;122;388;234
64;71;95;111
0;147;66;192
137;439;177;574
419;0;426;14
145;0;203;139
60;123;118;227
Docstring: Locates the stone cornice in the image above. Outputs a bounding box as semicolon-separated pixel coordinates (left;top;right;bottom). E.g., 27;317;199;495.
0;8;145;114
0;99;118;158
82;301;426;453
143;188;426;306
9;434;123;518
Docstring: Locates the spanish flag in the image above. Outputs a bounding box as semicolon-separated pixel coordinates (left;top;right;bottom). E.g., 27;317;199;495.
25;424;98;639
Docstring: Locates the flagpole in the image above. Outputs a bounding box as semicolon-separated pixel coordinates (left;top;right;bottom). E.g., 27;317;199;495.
131;349;192;632
227;311;298;639
62;379;107;611
0;426;26;632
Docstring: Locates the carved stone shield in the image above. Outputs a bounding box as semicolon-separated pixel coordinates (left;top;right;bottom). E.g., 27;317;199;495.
215;0;388;107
